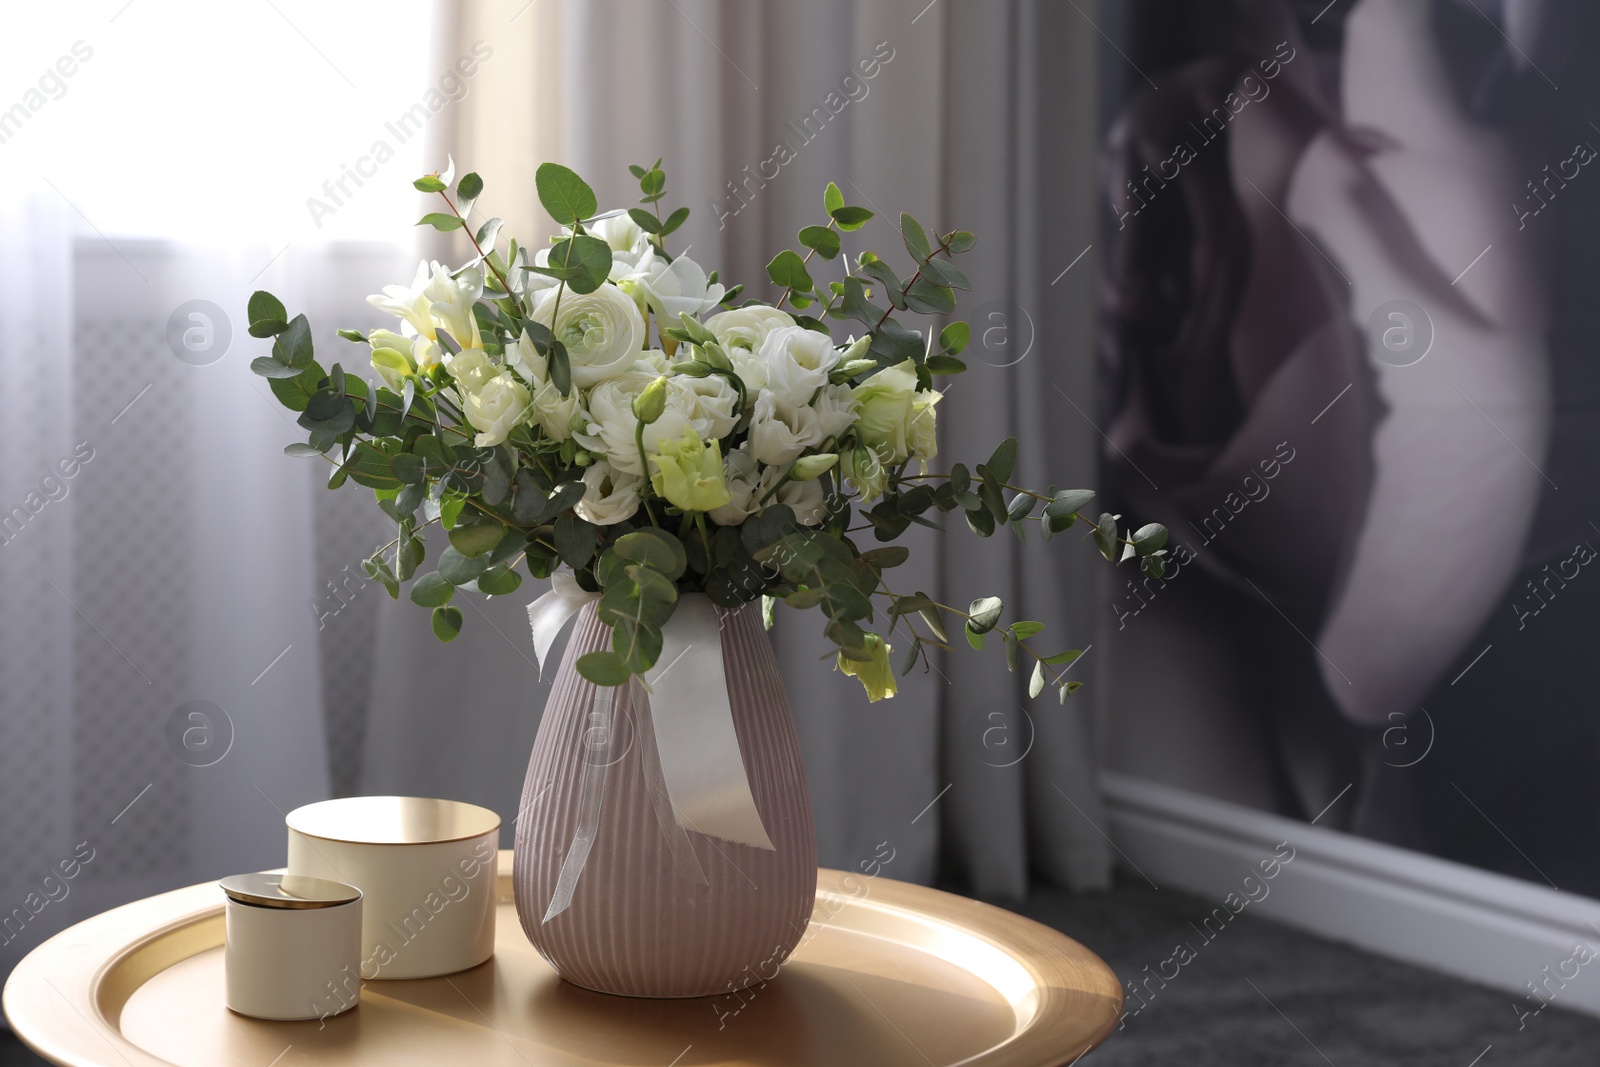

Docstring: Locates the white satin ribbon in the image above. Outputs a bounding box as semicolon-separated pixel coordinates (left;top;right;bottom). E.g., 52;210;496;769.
528;581;775;923
528;570;599;679
643;595;775;851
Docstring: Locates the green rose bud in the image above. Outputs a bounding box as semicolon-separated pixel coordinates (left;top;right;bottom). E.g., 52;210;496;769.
649;427;733;512
836;633;897;702
789;453;839;481
632;375;669;424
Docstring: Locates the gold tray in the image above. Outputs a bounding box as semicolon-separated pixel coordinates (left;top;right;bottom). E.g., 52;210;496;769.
4;852;1122;1066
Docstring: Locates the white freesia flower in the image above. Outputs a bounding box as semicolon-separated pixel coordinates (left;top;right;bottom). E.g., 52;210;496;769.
748;390;819;466
577;362;739;475
853;359;940;465
591;212;644;254
575;460;643;526
706;305;795;352
366;261;483;348
529;283;645;388
505;329;546;384
619;246;726;321
464;373;531;447
760;325;842;405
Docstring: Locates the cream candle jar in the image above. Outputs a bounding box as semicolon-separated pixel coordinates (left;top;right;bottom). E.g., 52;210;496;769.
285;796;500;980
220;872;362;1022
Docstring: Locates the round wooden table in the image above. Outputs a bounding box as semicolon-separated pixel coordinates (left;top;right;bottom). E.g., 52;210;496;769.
3;851;1122;1066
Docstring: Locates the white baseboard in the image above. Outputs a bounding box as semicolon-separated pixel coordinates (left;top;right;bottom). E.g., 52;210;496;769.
1101;771;1600;1018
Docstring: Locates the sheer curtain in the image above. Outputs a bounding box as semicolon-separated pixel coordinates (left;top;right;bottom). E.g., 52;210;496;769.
361;0;1113;897
0;0;435;994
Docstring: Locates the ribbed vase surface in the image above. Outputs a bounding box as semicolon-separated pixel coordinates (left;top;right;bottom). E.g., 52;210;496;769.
513;595;817;998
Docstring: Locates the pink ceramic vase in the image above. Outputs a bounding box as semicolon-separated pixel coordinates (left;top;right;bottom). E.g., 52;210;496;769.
513;594;818;998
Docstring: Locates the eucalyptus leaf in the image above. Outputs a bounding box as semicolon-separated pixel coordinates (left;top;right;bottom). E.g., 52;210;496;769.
431;606;464;642
410;572;454;608
536;162;598;226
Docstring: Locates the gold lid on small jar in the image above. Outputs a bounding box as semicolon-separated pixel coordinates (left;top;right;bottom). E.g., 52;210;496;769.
285;796;501;846
219;872;361;909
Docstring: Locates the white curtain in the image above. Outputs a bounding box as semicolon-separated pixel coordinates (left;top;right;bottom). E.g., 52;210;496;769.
362;0;1114;896
0;0;432;993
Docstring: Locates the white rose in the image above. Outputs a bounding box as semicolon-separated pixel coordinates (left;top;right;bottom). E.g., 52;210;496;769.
532;379;586;441
706;305;795;352
575;460;643;526
760;325;842;405
446;348;497;394
530;282;645;388
748;389;820;466
618;247;726;321
708;446;760;526
576;364;736;475
464;373;531;447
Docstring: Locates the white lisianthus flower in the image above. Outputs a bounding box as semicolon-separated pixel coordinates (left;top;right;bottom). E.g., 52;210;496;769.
708;450;828;528
529;283;646;388
367;261;483;348
618;247;727;321
575;461;643;526
464;373;531;447
446;348;497;394
841;444;889;503
811;383;858;442
748;390;820;466
728;346;770;395
708;446;760;526
576;364;738;475
501;330;586;441
760;325;842;405
706;305;795;352
851;359;940;465
673;371;741;441
770;468;828;527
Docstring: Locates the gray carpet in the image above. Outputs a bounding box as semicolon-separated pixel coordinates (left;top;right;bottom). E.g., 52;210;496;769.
4;876;1597;1065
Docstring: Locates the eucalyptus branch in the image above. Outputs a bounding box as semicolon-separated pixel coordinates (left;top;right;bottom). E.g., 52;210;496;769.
775;217;838;311
437;189;514;297
872;233;953;332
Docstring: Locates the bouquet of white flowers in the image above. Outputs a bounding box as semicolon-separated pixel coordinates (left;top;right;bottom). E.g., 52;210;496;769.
248;159;1167;702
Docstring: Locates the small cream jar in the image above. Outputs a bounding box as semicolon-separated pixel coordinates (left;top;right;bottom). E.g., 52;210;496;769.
220;872;362;1022
285;796;501;980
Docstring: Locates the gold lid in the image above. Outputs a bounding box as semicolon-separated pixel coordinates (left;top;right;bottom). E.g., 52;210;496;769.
219;872;360;909
285;796;501;846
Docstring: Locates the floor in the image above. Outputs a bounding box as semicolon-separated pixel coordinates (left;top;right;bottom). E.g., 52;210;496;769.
4;876;1598;1065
